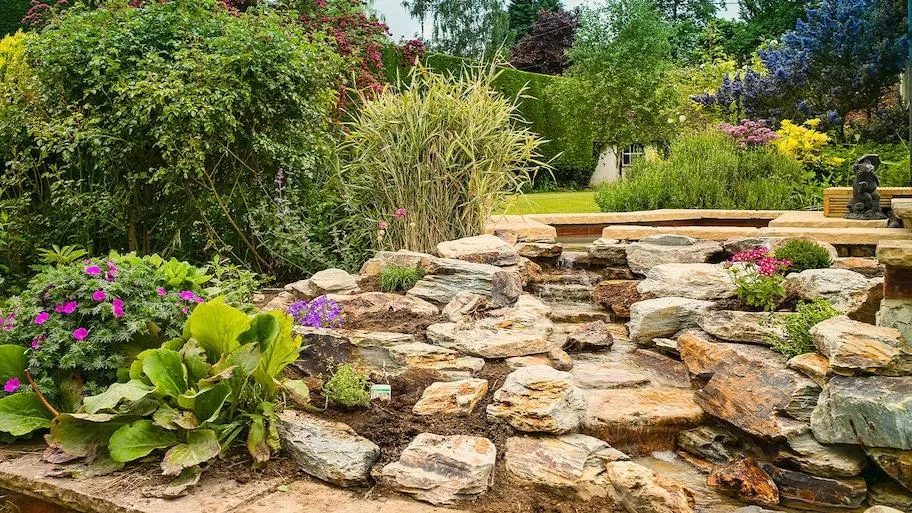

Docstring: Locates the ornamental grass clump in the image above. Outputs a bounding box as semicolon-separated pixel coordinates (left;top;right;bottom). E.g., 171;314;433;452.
726;247;792;312
339;63;547;254
378;264;424;292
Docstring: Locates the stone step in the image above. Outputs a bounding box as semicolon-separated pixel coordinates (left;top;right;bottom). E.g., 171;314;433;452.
546;302;612;323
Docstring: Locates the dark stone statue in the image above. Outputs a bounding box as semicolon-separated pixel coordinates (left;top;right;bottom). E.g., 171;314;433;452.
845;154;887;220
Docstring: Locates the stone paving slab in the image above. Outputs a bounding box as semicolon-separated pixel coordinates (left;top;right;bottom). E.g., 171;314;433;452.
0;449;461;513
768;211;888;229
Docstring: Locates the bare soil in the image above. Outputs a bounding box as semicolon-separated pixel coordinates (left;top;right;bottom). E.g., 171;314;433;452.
320;364;624;513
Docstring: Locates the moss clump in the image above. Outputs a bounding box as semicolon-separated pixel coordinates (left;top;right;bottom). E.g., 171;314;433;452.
322;364;371;409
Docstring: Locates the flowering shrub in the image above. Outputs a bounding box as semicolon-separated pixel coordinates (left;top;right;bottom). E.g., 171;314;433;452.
718;119;778;146
0;252;255;414
39;300;303;481
773;119;845;176
727;247;792;311
288;296;344;328
401;39;426;66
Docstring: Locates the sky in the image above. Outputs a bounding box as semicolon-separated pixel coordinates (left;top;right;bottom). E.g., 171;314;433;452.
371;0;742;41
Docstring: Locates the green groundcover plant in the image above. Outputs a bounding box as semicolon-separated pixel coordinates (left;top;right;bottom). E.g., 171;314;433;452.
378;264;424;292
773;298;840;358
0;252;259;413
322;363;371;409
0;299;305;481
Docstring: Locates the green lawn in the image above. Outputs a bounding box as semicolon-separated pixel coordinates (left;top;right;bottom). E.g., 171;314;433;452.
501;191;600;214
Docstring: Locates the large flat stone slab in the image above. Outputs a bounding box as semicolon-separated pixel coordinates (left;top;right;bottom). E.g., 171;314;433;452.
407;258;521;307
241;479;466;513
628;297;714;346
436;235;518;266
486;365;586;434
811;315;912;376
811;375;912;449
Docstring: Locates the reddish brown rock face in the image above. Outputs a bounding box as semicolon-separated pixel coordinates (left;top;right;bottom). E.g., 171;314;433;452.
760;463;867;510
591;280;642;318
707;458;780;508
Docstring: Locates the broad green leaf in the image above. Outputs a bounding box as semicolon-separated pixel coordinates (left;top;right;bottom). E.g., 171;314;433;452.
192;382;231;424
163;465;203;499
186;299;250;359
48;414;132;457
143;349;188;397
180;339;211;383
280;379;310;407
83;380;154;414
0;344;27;382
0;393;53;436
246;414;269;464
239;313;280;347
109;420;178;462
253;312;302;394
161;429;220;476
129;349;156;381
226;343;261;377
153;404;199;431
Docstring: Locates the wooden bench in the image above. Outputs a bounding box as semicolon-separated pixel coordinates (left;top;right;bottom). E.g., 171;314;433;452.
823;187;912;217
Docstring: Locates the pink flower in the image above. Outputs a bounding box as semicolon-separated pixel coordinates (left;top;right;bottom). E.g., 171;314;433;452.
112;298;124;318
31;335;45;349
72;327;89;341
181;306;190;314
34;312;49;325
3;378;19;393
54;301;78;314
378;220;388;230
156;287;167;297
179;290;197;302
92;290;107;301
395;208;407;218
85;266;102;276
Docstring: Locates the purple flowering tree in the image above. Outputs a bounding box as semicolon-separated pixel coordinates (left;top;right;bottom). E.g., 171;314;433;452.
696;0;906;135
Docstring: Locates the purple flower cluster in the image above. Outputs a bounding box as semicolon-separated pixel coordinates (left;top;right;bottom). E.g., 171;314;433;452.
3;377;20;393
0;312;15;331
719;120;779;146
287;295;344;328
730;248;792;277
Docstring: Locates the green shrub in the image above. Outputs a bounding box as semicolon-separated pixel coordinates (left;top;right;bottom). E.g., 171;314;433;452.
595;131;812;211
25;300;304;479
774;239;833;273
379;264;424;292
339;63;546;254
0;0;27;37
0;0;344;281
0;252;257;414
773;298;840;358
322;364;371;409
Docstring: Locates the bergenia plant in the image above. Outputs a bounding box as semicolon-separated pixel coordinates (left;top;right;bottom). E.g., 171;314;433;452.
726;247;792;311
287;295;344;329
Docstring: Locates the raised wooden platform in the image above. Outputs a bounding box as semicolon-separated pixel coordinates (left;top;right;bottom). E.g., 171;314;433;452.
823;187;912;217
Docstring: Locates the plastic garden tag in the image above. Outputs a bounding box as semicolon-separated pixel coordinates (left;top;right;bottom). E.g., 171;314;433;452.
370;383;391;402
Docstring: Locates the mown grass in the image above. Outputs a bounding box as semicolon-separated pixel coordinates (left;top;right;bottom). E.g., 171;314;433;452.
501;191;600;214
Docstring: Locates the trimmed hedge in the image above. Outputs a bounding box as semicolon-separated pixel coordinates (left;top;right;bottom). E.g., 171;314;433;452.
0;0;28;36
382;47;594;185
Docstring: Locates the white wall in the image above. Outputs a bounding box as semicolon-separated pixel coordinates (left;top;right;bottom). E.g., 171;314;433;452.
589;146;619;186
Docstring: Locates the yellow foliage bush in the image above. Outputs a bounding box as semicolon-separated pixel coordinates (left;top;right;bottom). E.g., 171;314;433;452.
773;119;845;172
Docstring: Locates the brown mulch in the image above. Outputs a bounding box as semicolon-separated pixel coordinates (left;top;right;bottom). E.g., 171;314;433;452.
320;364;623;513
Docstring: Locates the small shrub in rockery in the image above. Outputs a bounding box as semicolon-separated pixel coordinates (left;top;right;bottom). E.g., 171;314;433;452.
773;298;840;358
726;247;792;312
773;239;833;273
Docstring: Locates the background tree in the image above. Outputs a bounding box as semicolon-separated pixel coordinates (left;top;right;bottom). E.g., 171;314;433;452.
551;0;674;151
646;0;720;63
402;0;511;57
507;0;562;40
750;0;905;132
509;8;578;74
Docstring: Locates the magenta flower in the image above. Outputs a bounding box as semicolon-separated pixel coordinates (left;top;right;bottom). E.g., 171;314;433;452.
54;301;78;314
395;208;407;218
92;290;107;301
181;306;190;314
72;327;89;341
31;335;45;349
112;298;124;318
378;220;389;230
85;266;102;276
156;287;167;297
3;378;20;393
34;312;49;325
179;290;197;302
